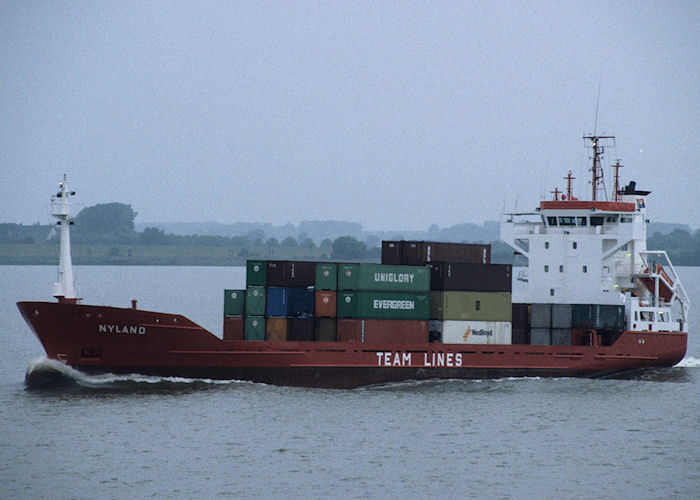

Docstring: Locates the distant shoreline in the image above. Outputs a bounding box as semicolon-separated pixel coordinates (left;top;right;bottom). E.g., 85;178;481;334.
0;243;372;266
1;242;697;266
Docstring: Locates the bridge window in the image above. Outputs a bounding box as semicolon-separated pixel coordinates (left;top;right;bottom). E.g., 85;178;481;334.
590;216;604;226
547;217;557;226
621;216;633;223
559;217;576;226
577;217;587;226
640;311;654;321
606;215;618;223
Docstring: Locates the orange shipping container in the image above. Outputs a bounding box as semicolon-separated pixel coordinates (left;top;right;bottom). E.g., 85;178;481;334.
266;317;288;341
315;290;337;318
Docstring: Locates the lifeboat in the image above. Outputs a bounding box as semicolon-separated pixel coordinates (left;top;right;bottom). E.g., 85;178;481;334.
639;263;675;302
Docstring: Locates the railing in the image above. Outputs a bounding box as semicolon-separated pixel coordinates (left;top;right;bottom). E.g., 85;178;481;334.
637;250;690;326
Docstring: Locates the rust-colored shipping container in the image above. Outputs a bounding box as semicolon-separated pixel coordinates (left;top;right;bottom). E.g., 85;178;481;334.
337;318;363;342
315;290;337;318
288;318;314;341
266;260;317;287
314;318;337;341
381;241;402;265
223;316;244;341
364;319;429;343
266;317;288;341
382;241;491;266
335;318;429;343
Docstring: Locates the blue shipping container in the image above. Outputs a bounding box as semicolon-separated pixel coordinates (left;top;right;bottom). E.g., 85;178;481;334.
266;287;315;318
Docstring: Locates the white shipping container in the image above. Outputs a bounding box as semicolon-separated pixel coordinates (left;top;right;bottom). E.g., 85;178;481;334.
430;320;512;345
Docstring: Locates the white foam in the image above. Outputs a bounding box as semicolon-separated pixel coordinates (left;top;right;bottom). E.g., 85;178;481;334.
676;357;700;368
25;357;250;387
26;357;83;379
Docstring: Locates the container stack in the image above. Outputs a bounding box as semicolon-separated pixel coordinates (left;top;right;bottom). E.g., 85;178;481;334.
511;303;530;344
246;260;317;341
227;259;431;343
382;240;491;265
427;261;513;344
238;259;322;341
223;289;245;341
244;260;267;340
224;240;520;344
528;303;625;345
314;263;338;341
267;260;317;341
227;248;627;347
336;263;430;343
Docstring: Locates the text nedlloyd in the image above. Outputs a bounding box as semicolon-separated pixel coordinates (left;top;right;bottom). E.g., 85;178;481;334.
468;328;493;337
373;272;416;283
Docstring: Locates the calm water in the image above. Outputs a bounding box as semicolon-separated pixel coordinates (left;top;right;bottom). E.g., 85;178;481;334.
1;265;698;499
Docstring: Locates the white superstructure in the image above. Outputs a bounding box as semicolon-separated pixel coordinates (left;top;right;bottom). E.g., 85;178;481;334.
500;136;689;333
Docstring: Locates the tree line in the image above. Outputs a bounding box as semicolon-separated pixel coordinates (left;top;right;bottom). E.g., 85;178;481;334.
3;202;699;264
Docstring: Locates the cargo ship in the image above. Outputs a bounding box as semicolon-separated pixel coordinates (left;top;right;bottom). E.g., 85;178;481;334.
18;137;690;388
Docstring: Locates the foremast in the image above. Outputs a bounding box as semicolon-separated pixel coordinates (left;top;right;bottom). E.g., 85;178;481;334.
50;175;78;303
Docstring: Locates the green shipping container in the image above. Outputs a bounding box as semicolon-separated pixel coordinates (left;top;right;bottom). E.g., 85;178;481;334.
246;260;267;286
244;316;266;340
430;291;512;321
337;291;430;320
245;286;266;316
315;263;338;290
223;289;245;316
337;263;429;292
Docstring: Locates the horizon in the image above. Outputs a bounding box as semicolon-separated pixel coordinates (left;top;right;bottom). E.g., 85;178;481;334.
5;212;695;235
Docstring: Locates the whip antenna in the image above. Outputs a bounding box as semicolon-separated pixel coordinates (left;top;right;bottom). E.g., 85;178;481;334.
594;68;603;137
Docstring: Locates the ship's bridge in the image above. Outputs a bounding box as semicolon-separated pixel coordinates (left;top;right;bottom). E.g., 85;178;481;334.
501;197;649;306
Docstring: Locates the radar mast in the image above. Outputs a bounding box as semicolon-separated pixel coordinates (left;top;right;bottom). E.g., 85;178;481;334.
583;134;615;201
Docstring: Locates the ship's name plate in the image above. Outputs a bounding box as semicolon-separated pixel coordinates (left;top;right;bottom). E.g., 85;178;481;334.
98;324;146;335
376;351;463;367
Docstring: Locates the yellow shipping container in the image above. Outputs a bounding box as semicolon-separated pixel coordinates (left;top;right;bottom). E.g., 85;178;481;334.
430;291;512;321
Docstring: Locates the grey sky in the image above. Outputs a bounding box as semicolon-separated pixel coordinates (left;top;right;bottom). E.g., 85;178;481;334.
2;1;698;231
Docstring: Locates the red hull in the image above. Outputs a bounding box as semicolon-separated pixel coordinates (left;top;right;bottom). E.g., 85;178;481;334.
17;301;687;389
